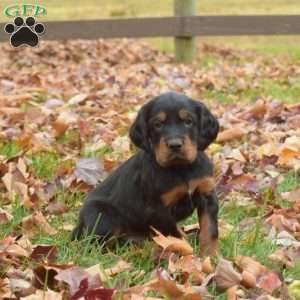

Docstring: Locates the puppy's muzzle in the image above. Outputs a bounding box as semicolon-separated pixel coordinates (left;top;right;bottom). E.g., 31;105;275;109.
166;138;184;152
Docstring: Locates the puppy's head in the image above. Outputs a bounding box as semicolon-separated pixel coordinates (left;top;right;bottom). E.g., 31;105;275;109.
129;92;219;167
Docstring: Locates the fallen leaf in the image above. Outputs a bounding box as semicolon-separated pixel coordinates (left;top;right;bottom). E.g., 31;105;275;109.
105;260;132;277
226;149;246;162
52;120;69;138
46;201;69;215
2;172;14;199
4;243;30;258
257;272;282;293
30;245;58;263
0;278;11;298
22;212;57;237
288;280;300;300
273;230;300;247
282;187;300;202
268;248;293;267
224;174;259;193
62;224;74;231
68;93;88;105
215;259;242;290
217;127;247;143
55;267;92;296
238;99;267;120
33;264;72;290
0;208;13;224
256;295;281;300
202;257;214;274
152;228;193;256
183;223;199;234
266;213;299;233
226;285;239;300
235;256;267;278
44;98;64;109
9;277;35;298
168;254;204;284
241;270;256;288
74;157;106;186
17;157;29;179
86;264;108;282
20;289;63;300
150;269;186;299
83;287;114;300
277;145;300;169
219;219;234;239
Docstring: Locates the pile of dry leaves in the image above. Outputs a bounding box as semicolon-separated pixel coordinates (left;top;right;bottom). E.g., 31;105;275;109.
0;39;299;299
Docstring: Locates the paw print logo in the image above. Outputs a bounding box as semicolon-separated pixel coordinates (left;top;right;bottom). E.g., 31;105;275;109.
4;16;45;47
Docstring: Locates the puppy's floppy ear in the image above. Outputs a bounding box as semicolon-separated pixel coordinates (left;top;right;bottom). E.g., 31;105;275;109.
194;101;219;151
129;104;150;151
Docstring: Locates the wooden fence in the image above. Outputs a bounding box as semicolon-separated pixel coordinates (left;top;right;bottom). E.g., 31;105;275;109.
1;0;300;63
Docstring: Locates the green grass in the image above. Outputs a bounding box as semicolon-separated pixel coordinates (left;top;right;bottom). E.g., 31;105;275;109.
202;76;300;104
0;169;300;274
0;140;21;159
277;171;299;193
284;263;300;282
199;36;300;60
0;196;29;240
29;152;60;180
82;145;114;159
0;153;299;296
260;79;300;103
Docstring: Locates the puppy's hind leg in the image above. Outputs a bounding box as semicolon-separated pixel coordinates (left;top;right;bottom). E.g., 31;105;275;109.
81;200;125;240
70;213;105;241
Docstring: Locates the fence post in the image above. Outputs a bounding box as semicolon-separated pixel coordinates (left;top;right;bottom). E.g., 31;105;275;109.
174;0;196;63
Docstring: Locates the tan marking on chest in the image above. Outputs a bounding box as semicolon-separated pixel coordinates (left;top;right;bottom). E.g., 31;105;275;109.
161;184;187;207
161;176;215;207
189;176;215;194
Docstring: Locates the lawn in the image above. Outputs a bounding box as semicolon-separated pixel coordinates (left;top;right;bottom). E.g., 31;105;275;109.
0;1;300;299
0;37;299;298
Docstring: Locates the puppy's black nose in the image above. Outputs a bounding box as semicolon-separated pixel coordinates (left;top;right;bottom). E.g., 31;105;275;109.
167;138;183;151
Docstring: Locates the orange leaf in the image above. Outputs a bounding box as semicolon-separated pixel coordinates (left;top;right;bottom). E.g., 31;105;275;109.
22;212;57;237
168;254;204;284
52;120;69;138
215;259;242;290
105;260;132;277
226;285;239;300
152;228;193;256
257;272;282;293
217;127;246;143
235;256;267;279
241;270;256;289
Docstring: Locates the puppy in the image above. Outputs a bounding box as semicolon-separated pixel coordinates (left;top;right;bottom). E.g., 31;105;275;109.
72;92;219;255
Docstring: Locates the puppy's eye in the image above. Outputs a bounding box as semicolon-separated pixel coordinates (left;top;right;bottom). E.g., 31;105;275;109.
184;118;193;127
154;120;163;129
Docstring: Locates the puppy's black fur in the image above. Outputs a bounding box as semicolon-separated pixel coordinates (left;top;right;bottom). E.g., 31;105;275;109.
72;92;219;255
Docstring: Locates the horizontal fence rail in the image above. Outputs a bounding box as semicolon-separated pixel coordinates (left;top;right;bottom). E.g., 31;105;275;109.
1;15;300;42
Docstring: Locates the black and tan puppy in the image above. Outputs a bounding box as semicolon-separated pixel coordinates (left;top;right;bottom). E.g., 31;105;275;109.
72;92;219;255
